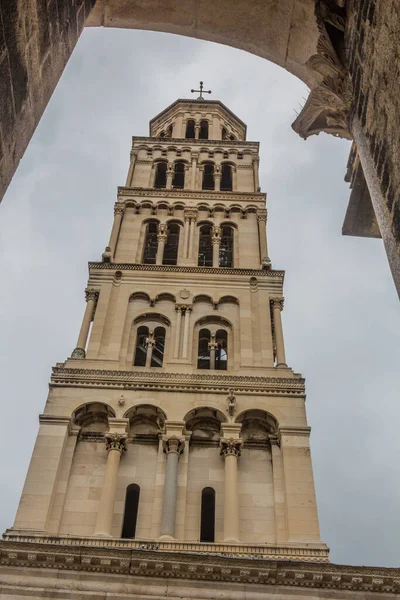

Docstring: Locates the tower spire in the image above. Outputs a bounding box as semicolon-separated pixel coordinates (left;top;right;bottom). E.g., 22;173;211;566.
190;81;212;100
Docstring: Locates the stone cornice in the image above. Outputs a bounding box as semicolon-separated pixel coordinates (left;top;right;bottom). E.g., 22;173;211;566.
1;538;399;592
118;186;266;203
88;262;284;278
133;135;257;147
50;368;305;395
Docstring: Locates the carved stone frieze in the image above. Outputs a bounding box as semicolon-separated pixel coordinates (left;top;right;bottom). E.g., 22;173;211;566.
51;367;306;395
118;186;265;203
88;261;285;278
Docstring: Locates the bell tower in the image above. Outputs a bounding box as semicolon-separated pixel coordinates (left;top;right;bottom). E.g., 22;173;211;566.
5;90;328;561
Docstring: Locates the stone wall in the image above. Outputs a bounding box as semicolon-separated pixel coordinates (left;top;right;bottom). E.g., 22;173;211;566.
346;0;400;274
0;0;95;200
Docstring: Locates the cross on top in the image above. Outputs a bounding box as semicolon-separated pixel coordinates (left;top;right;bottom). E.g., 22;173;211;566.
191;81;212;100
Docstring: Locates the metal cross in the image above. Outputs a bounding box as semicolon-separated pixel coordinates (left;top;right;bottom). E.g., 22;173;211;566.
191;81;212;100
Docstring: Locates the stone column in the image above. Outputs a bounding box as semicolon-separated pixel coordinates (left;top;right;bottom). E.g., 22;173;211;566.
212;226;221;267
71;288;98;358
107;205;125;259
256;209;271;268
270;434;287;543
184;164;191;190
145;330;155;367
270;297;287;368
183;210;191;258
214;168;221;191
125;150;138;187
181;305;192;359
188;211;198;260
220;428;243;543
149;162;156;188
94;421;129;537
194;123;200;140
156;224;168;265
160;435;185;539
166;163;174;190
174;306;182;358
191;153;198;189
209;334;217;369
253;156;260;191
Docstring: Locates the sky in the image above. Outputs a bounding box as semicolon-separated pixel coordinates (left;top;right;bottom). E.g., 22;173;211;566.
0;28;399;567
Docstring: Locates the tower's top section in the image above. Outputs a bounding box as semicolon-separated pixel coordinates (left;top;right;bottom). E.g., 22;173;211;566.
149;98;247;141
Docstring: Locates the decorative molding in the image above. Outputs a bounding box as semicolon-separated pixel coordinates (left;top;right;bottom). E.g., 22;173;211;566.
50;367;306;394
118;186;265;203
88;262;285;278
291;2;351;141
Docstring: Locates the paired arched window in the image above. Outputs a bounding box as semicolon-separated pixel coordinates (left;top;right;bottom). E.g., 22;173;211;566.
142;220;158;264
202;163;215;190
200;487;215;542
199;120;209;140
198;224;213;266
154;161;167;188
219;225;234;267
133;326;166;367
197;328;228;370
163;223;180;265
220;164;233;191
185;119;195;139
121;484;140;538
172;161;185;189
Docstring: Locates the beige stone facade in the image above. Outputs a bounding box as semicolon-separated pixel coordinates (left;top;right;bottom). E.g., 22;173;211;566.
4;97;325;558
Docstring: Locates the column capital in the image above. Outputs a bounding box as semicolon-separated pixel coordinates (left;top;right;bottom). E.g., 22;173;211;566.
114;204;125;217
104;432;127;453
256;208;268;222
85;288;99;303
269;433;280;447
253;155;260;163
162;435;185;455
270;297;284;311
220;437;243;458
184;207;198;221
212;225;221;244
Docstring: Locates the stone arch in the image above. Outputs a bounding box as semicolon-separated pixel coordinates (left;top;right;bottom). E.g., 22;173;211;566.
124;404;166;436
184;407;227;441
129;292;151;303
235;409;279;441
72;402;116;433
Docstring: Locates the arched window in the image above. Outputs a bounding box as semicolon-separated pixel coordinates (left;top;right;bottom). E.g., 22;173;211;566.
199;120;209;140
220;164;233;191
221;127;228;140
198;224;213;266
172;161;185;189
202;163;215;190
142;221;158;264
219;225;233;267
134;326;149;366
154;161;167;188
151;326;166;367
163;223;180;265
166;124;173;137
197;329;211;369
121;484;140;538
200;487;215;542
215;329;228;370
229;134;236;140
185;119;195;139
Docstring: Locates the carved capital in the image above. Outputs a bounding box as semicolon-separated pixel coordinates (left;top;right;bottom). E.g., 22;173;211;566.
270;297;284;311
105;432;127;453
163;435;185;455
114;205;125;217
220;437;243;458
184;207;198;221
71;347;86;359
85;288;99;303
212;225;221;244
256;209;268;223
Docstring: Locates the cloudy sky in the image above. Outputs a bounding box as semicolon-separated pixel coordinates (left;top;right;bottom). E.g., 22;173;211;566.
0;28;399;567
